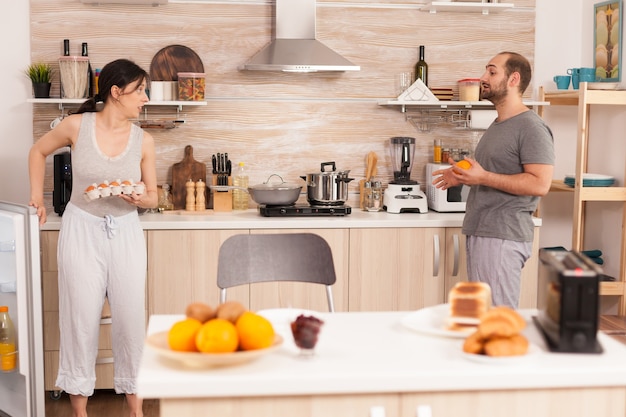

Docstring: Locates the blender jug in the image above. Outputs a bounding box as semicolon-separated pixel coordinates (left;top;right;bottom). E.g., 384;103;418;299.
390;137;417;184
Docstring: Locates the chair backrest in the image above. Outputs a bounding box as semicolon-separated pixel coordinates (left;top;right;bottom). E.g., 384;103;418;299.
217;233;336;312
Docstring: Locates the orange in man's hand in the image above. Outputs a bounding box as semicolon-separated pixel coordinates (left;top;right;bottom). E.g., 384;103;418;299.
456;160;471;170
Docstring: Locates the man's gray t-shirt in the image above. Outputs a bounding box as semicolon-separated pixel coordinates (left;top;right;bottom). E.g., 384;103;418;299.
462;110;554;242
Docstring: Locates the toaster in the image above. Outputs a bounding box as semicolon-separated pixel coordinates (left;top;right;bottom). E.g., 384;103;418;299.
534;249;603;353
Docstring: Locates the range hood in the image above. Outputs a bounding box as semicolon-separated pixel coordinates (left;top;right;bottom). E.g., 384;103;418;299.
241;0;360;73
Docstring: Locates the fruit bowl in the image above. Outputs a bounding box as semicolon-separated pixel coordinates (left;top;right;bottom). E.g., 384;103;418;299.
146;331;283;368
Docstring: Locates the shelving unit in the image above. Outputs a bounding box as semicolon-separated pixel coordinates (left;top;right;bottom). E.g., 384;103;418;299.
420;1;514;15
539;83;626;312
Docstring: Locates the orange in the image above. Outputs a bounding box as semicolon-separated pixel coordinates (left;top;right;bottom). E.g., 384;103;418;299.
235;311;275;351
168;318;202;352
195;318;239;353
456;159;471;170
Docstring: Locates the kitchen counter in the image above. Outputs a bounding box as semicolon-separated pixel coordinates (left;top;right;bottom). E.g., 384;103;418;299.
41;208;542;231
137;310;626;417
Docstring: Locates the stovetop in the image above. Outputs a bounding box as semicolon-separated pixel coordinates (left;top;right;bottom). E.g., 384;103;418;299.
258;204;352;217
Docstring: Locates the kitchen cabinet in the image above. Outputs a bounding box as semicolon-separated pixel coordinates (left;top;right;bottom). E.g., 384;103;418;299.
40;231;118;393
539;83;626;313
419;1;515;14
147;229;349;314
349;228;446;310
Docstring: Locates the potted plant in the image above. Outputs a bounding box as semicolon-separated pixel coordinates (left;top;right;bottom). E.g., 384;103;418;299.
25;62;53;98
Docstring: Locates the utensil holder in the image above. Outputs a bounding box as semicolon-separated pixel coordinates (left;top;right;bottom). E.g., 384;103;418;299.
212;176;232;212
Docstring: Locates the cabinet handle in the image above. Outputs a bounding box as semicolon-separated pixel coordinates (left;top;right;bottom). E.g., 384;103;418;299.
433;234;440;276
452;233;460;277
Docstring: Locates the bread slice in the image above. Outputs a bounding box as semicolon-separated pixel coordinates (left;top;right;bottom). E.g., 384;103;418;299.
447;282;492;328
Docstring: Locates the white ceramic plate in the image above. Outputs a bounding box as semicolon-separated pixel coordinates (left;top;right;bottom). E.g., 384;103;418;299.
401;304;474;339
146;331;283;368
588;82;620;90
461;343;540;365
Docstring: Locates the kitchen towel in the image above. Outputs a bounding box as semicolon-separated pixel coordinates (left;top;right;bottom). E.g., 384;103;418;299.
467;110;497;130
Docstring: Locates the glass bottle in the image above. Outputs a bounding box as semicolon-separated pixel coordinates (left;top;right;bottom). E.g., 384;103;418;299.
433;139;442;163
233;162;249;210
82;42;93;98
414;45;428;86
158;184;174;211
0;306;17;373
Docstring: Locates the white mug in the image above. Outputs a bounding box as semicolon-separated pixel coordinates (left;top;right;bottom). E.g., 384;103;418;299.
150;81;165;101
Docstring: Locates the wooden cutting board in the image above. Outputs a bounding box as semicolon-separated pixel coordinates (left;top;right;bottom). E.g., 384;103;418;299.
171;145;207;210
150;45;205;81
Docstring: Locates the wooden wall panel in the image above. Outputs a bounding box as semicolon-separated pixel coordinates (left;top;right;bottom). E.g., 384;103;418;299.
30;0;535;208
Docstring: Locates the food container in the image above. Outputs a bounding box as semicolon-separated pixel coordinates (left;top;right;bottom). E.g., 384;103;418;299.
59;56;90;99
177;72;206;101
458;78;481;101
300;162;354;206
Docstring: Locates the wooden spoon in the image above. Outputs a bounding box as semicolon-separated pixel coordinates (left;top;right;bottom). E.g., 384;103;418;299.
360;152;378;209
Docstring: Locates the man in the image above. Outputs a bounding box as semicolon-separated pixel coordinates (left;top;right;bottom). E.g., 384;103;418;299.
432;52;554;307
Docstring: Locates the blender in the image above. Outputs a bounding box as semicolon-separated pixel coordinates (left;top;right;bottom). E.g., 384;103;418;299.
383;137;428;213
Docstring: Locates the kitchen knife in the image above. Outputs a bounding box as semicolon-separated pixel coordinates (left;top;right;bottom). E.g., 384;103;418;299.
212;154;216;174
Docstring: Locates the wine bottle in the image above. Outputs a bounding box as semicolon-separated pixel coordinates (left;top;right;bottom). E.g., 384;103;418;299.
82;42;94;98
415;45;428;86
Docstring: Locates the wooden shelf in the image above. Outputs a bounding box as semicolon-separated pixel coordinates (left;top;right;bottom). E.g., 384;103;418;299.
550;180;626;201
420;2;514;14
541;82;626;313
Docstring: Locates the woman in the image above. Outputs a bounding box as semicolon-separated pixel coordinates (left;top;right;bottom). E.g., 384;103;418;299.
29;59;157;417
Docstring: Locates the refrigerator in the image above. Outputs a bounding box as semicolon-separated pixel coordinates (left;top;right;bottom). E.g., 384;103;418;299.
0;201;45;417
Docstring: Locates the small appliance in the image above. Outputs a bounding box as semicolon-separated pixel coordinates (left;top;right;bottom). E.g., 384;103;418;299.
382;137;428;213
53;151;72;215
258;204;351;217
533;249;603;353
425;163;469;212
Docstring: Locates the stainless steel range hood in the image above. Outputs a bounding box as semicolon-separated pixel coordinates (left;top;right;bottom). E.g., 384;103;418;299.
241;0;360;73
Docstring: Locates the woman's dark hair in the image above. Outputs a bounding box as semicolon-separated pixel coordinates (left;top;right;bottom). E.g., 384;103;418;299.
75;59;148;114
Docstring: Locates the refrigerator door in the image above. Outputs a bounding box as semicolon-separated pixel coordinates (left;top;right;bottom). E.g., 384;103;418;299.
0;201;44;417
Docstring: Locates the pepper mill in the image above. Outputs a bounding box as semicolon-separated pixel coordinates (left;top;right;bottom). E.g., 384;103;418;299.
195;179;206;211
185;179;196;211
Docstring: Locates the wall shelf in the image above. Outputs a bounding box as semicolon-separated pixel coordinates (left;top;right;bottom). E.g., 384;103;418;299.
27;98;207;112
379;99;548;131
420;2;514;15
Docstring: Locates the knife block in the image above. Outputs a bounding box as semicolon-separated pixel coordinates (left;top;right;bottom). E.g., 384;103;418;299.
212;176;232;212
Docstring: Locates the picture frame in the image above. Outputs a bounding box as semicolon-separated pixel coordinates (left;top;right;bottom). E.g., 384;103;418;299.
594;0;622;82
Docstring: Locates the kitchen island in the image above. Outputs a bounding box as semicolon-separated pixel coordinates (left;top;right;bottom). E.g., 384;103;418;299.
39;208;542;392
138;310;626;417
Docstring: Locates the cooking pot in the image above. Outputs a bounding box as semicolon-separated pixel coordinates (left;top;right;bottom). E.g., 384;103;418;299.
211;174;302;205
243;174;303;206
300;162;354;205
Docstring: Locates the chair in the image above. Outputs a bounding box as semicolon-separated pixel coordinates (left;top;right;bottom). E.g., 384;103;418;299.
217;233;336;312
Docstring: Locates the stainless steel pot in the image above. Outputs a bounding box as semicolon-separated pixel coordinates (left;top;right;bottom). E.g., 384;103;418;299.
300;162;354;205
247;174;303;206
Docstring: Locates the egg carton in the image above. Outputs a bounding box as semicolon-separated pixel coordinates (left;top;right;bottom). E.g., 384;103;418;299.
84;179;145;201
